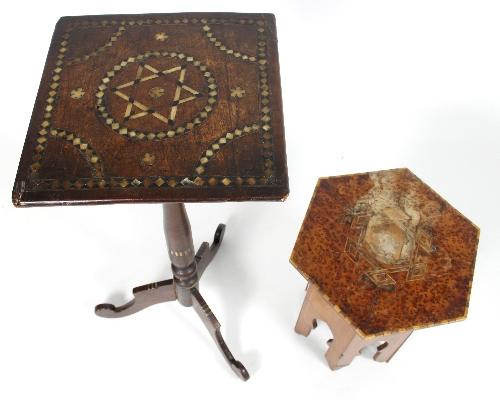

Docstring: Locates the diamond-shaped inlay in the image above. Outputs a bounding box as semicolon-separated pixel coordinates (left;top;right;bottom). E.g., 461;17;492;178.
16;14;288;205
97;51;218;141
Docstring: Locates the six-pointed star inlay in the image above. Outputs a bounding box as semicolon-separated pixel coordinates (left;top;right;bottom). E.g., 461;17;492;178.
110;62;204;127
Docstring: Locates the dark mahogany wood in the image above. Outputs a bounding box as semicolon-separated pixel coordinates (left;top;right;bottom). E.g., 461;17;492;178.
197;224;225;278
95;203;249;380
14;12;288;381
191;288;249;381
163;203;198;306
13;12;288;207
95;279;176;318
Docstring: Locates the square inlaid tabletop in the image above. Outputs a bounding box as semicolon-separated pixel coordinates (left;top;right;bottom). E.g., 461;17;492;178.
13;13;288;207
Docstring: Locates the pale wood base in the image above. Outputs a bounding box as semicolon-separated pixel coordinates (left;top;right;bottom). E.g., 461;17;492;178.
295;285;412;370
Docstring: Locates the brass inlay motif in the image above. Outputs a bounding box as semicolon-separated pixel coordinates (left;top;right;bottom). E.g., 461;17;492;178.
155;32;169;41
141;153;156;166
230;87;245;98
65;26;126;66
27;17;276;189
47;129;104;179
202;25;257;62
29;176;271;191
194;124;260;176
96;51;218;141
112;64;201;125
70;88;85;99
170;248;192;257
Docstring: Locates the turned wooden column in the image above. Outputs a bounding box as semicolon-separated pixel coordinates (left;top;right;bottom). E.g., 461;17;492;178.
163;203;198;307
93;203;249;380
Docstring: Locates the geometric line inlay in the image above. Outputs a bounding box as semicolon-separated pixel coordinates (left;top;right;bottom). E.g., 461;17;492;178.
256;21;274;178
194;123;261;176
344;203;439;288
65;26;126;66
202;25;257;62
96;50;218;141
28;25;72;182
48;129;104;178
27;17;276;190
112;63;202;125
29;175;271;191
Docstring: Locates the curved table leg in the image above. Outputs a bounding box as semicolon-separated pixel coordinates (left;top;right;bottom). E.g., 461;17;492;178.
191;287;249;381
96;279;176;318
197;224;226;278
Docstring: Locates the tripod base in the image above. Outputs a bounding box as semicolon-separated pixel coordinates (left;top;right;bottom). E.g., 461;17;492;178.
95;224;249;381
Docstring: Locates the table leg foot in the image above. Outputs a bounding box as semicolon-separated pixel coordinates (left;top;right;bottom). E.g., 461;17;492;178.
197;223;226;278
95;279;176;318
191;287;249;381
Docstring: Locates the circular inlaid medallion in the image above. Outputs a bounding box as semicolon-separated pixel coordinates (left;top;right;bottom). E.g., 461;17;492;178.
96;51;218;141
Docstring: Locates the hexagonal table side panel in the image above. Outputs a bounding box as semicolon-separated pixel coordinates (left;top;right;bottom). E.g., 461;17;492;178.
290;168;479;338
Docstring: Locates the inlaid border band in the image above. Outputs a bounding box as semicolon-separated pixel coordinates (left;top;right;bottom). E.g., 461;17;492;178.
29;175;272;191
65;26;126;66
202;25;257;62
194;123;260;175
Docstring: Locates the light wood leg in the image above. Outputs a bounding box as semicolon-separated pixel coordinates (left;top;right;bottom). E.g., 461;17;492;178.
372;332;412;363
294;285;318;337
295;284;412;370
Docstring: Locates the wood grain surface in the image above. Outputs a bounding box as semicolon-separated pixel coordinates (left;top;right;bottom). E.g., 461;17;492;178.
13;13;288;206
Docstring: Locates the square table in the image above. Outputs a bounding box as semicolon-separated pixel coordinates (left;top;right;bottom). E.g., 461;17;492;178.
13;13;289;381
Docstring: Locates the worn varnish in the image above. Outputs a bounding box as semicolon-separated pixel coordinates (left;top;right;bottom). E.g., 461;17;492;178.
291;169;479;338
13;13;288;206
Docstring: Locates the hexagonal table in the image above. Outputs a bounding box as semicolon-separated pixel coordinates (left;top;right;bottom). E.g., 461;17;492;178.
290;169;479;370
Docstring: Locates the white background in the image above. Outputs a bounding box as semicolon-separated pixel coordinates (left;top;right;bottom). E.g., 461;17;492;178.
1;1;499;399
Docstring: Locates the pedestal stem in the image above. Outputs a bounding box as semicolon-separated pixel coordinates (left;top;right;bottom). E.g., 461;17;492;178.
163;203;198;306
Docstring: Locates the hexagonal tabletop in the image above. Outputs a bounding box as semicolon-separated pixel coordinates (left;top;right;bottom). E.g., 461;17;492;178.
290;169;479;338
